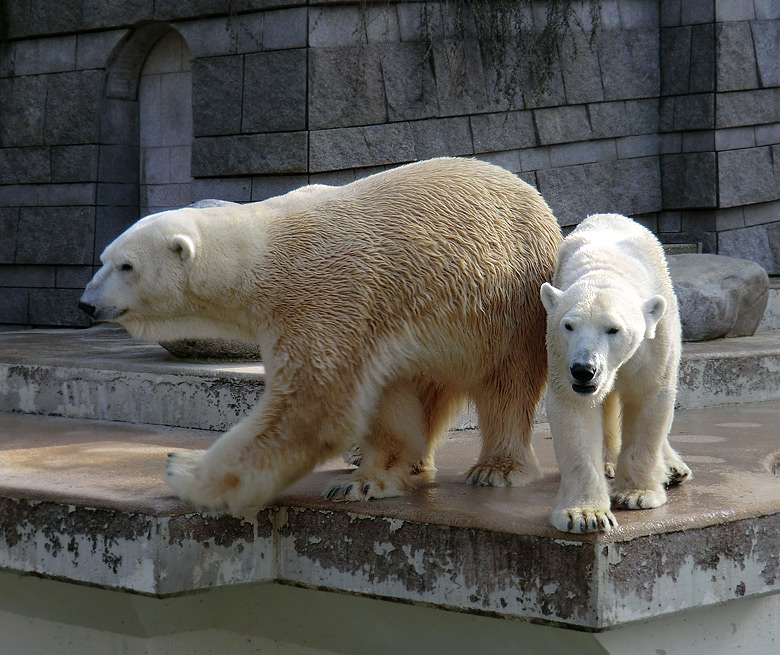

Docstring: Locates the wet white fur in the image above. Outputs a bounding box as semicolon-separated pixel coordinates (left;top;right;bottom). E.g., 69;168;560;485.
81;158;562;513
540;213;691;534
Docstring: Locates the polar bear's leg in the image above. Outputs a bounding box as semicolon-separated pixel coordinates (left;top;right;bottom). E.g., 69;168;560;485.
663;440;692;485
611;388;677;509
324;378;429;501
547;391;618;533
166;387;346;514
603;391;621;479
466;374;543;487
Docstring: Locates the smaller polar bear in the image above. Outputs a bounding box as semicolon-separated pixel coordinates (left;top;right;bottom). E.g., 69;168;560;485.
79;157;561;514
540;214;691;534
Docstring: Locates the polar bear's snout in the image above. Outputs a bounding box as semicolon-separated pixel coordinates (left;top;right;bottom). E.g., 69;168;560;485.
569;361;598;394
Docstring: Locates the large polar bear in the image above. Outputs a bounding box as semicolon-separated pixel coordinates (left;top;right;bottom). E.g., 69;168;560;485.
79;157;562;513
540;214;691;534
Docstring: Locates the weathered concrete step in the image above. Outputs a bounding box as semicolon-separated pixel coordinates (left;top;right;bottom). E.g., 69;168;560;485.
1;326;780;430
0;403;779;630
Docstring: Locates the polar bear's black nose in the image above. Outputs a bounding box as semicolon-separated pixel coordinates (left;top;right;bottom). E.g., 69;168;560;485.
78;301;96;317
570;362;596;382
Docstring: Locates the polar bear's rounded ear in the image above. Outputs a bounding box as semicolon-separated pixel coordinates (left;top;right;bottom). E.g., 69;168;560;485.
643;294;667;339
540;283;562;313
169;234;196;262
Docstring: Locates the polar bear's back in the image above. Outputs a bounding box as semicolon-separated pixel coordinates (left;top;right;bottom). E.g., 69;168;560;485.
555;213;674;300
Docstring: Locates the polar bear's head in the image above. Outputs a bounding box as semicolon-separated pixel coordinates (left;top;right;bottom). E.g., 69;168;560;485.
79;210;205;341
541;281;666;400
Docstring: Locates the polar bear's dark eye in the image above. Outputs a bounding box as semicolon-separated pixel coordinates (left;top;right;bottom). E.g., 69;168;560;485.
607;327;619;335
120;263;134;272
564;323;573;331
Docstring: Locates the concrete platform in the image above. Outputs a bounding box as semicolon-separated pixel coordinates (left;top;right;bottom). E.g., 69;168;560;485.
2;326;780;430
1;402;778;631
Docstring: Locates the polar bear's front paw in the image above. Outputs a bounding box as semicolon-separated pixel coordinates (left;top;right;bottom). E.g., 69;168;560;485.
611;487;666;510
466;456;542;487
165;450;233;512
323;471;408;502
665;459;692;486
550;506;618;533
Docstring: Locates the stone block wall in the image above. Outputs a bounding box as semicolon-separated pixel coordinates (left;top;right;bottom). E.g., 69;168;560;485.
0;0;779;327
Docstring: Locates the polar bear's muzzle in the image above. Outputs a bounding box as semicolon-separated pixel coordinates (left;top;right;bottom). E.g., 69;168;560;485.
569;362;598;395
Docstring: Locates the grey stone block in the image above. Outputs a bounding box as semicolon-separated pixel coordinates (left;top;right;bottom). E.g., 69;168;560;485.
0;209;19;264
39;183;97;206
689;24;715;93
681;130;715;152
534;105;591;145
536;165;589;226
718;147;779;207
626;99;660;134
549;139;617;168
16;207;95;266
97;182;138;207
365;5;401;43
409;117;473;159
99;144;139;184
379;42;438;122
309;6;366;48
660;27;691;96
0;265;55;287
661;0;682;26
475;151;521;174
661;152;718;208
99;98;138;146
716;88;780;128
234;12;264;54
715;127;756;151
519;146;551;172
599;0;621;29
192;178;251;203
659;210;682;232
668;253;768;341
94;206;140;260
719;221;780;274
619;0;659;28
308;169;356;186
29;288;89;327
0;147;50;184
243;50;306;132
598;30;660;100
715;206;745;231
309;123;414;172
715;0;755;21
43;71;102;145
471;111;535;153
192;132;308;177
431;38;488;116
14;36;76;75
173;17;237;57
0;76;47;147
56;265;95;289
755;0;780;19
744;199;780;227
0;288;28;324
76;30;127;69
589;101;628;139
0;185;40;207
617;134;660;159
755;123;780;146
558;30;604;104
752;21;780;87
308;46;386;130
681;0;714;24
716;22;759;92
251;175;309;201
660;132;683;153
523;67;567;110
660;94;714;132
192;57;243;136
52;145;99;183
263;8;307;49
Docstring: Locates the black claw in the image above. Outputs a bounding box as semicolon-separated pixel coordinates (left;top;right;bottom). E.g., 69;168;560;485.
326;487;340;499
362;483;371;494
567;517;573;531
344;484;354;495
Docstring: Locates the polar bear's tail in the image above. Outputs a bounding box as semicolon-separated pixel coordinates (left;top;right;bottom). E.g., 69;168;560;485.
603;391;621;478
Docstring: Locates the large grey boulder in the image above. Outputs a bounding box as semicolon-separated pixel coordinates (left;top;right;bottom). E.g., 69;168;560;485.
159;199;264;361
668;254;769;342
